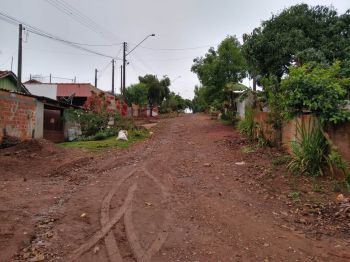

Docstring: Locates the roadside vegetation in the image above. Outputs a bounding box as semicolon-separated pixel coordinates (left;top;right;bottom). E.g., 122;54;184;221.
63;91;148;149
190;4;350;190
61;74;191;150
59;130;148;150
125;74;192;115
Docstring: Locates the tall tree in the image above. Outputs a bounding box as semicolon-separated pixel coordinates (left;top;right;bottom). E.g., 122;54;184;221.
242;4;350;80
125;83;148;106
139;74;171;116
191;36;246;109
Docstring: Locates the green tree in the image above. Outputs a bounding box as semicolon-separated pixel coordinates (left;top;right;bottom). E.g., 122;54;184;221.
242;4;350;80
191;36;246;110
192;85;208;113
281;62;350;124
125;83;148;106
139;74;171;116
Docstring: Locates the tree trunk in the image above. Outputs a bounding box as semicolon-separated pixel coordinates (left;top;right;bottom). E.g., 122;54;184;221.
252;75;257;109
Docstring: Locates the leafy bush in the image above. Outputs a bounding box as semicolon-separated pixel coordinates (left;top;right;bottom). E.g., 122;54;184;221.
237;106;256;141
221;110;237;124
327;150;350;189
288;119;328;176
281;62;350;124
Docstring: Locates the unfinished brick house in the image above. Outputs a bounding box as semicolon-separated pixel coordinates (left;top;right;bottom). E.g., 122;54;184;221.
0;72;77;145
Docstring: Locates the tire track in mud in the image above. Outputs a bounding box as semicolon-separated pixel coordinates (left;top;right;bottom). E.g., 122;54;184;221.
68;183;138;261
69;165;172;262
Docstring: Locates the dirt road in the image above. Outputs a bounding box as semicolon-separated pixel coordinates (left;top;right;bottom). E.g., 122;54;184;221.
3;114;350;261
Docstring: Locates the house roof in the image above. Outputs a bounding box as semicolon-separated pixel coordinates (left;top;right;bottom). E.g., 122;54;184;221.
24;79;43;84
0;71;11;78
0;71;30;94
0;88;79;109
56;83;103;97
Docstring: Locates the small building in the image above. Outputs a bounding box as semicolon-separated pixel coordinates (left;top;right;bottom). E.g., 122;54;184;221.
0;71;29;94
0;89;79;144
0;73;79;145
25;81;112;107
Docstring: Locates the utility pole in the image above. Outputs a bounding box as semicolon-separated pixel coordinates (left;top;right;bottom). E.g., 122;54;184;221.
120;65;123;94
10;56;13;71
122;42;127;96
49;73;52;83
94;68;98;87
17;24;23;91
111;59;115;94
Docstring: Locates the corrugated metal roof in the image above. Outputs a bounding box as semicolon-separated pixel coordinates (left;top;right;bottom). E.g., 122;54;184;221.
56;83;101;97
0;71;30;94
0;71;11;78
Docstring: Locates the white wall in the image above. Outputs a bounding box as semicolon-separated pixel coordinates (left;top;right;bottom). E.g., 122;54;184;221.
25;84;57;100
236;94;254;119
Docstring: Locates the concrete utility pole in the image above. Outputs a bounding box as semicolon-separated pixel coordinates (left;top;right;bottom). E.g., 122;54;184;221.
11;56;13;71
122;42;127;96
111;59;115;94
94;68;98;87
121;34;155;97
17;24;23;90
120;65;123;94
49;73;52;83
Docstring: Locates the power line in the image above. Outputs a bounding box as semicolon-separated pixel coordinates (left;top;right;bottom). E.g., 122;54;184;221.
44;0;120;42
129;56;195;62
97;45;123;79
129;53;156;75
97;61;111;80
137;43;218;51
0;11;120;59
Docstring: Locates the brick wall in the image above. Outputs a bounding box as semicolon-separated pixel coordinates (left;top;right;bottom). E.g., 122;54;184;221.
0;90;38;141
255;111;350;166
254;111;278;144
327;122;350;166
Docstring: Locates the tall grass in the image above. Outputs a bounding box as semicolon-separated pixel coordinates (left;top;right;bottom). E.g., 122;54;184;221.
237;107;256;141
288;118;328;176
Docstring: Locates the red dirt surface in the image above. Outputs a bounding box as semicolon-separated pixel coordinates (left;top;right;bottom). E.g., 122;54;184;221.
1;114;349;262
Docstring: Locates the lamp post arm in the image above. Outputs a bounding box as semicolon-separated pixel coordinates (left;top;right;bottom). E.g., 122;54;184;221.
126;34;155;56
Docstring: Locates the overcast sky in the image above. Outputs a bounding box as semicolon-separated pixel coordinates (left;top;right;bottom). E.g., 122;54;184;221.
0;0;348;99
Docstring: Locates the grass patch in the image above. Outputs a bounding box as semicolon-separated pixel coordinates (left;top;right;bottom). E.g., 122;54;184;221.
241;145;256;154
221;119;233;126
272;154;290;166
288;191;301;203
59;130;148;150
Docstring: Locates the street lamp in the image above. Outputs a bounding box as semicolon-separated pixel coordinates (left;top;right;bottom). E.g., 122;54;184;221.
127;34;156;56
122;33;156;96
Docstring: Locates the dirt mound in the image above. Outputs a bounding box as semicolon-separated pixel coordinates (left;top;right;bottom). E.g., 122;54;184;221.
0;139;62;157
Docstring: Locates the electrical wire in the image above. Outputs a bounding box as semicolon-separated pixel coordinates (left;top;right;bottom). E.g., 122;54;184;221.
129;53;156;75
97;45;123;79
0;11;120;59
97;62;111;80
137;43;218;51
44;0;120;42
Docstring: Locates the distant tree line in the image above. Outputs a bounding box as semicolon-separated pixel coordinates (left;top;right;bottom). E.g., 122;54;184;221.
125;74;192;115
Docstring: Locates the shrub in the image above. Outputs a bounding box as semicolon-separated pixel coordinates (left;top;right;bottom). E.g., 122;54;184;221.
288;118;328;176
221;110;238;124
281;62;350;124
237;106;256;141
